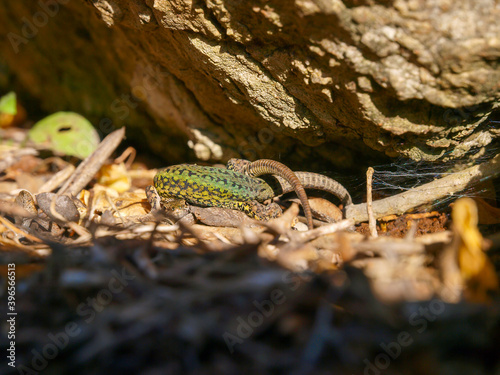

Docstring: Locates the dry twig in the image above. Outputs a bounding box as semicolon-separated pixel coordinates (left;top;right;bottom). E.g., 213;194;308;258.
346;153;500;223
366;167;378;237
58;127;126;196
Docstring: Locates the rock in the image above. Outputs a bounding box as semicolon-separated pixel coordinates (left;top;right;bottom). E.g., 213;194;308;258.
1;0;498;167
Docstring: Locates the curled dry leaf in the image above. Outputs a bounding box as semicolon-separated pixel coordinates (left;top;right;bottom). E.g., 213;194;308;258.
472;197;500;225
113;190;150;217
453;197;499;303
36;192;80;223
14;189;37;227
287;196;343;223
97;162;132;193
89;185;119;214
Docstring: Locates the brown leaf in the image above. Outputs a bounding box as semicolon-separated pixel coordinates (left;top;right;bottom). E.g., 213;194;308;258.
96;162;131;193
472;197;500;225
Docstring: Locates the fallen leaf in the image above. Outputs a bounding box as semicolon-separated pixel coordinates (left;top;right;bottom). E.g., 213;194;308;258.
0;91;17;128
472;197;500;225
114;190;150;216
453;198;499;303
28;112;100;159
97;162;132;193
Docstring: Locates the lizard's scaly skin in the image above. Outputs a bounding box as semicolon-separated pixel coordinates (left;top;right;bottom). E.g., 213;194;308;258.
274;172;352;206
227;159;353;206
152;160;353;228
153;164;282;221
228;159;314;229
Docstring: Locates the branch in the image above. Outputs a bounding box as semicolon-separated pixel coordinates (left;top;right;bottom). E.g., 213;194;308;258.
346;153;500;223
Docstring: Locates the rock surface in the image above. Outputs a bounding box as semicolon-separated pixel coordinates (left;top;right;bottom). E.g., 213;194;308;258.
1;0;499;167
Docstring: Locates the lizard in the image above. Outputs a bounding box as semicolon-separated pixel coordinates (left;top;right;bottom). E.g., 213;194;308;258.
147;159;314;229
147;159;353;229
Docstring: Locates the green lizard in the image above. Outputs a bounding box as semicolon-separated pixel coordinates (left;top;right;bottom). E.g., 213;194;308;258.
147;159;352;229
147;159;313;229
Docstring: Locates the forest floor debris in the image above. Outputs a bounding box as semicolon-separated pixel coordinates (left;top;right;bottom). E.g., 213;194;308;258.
1;124;500;374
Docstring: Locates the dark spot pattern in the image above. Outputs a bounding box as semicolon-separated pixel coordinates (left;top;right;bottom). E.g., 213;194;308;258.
153;165;276;219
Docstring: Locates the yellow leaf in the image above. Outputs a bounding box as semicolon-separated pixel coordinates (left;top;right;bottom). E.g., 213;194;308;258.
97;163;131;193
452;198;499;303
114;190;149;217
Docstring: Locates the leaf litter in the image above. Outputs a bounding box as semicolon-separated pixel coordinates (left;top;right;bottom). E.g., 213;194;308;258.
1;116;500;374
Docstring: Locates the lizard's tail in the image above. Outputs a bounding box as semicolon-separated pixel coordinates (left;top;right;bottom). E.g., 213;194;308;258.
277;172;353;207
245;159;314;230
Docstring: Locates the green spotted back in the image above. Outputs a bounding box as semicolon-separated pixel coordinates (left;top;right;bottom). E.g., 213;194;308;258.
153;164;274;207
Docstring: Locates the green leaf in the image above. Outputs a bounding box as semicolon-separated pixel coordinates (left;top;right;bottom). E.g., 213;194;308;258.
0;92;17;115
28;112;100;159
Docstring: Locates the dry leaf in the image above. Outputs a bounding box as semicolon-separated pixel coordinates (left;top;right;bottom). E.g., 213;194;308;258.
453;197;499;303
308;196;343;223
472;197;500;225
114;190;150;216
97;162;131;193
90;184;119;213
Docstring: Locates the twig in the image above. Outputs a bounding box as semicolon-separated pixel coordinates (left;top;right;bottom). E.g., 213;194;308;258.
114;146;136;168
345;152;500;223
38;164;75;193
58;127;125;196
0;200;35;218
48;194;70;223
294;219;354;242
366;167;377;237
132;223;179;234
0;216;43;243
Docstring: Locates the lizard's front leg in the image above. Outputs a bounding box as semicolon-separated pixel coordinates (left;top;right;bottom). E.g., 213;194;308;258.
145;185;190;220
230;200;283;221
146;185;162;211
